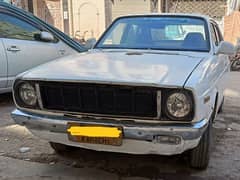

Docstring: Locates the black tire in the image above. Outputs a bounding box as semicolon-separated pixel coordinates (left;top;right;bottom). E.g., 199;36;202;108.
231;60;240;71
190;120;212;169
218;97;224;113
49;142;75;154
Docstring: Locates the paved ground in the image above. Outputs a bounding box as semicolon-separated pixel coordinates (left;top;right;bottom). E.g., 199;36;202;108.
0;72;240;180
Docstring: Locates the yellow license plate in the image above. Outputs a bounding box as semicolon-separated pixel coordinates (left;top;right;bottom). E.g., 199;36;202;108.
67;123;122;146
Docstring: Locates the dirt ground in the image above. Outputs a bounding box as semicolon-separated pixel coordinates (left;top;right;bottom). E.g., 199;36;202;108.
0;72;240;180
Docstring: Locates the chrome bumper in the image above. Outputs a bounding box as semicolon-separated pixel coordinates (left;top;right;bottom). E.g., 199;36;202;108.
11;109;209;155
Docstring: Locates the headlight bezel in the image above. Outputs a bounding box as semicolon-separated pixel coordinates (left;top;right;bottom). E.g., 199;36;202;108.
13;80;39;109
162;89;194;121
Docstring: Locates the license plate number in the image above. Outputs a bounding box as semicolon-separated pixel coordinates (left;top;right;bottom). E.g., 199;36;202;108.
67;123;122;146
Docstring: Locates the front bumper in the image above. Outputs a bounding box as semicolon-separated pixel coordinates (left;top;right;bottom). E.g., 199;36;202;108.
11;109;209;155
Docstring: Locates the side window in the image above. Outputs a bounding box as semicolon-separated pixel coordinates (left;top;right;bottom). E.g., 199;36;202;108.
210;24;219;46
0;13;41;41
214;25;224;42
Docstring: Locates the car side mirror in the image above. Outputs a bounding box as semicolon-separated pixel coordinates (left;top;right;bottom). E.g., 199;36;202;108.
39;31;55;42
84;38;97;50
216;41;235;56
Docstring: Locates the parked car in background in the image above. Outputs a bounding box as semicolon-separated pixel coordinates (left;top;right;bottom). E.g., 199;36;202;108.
231;40;240;71
0;2;86;93
12;14;235;169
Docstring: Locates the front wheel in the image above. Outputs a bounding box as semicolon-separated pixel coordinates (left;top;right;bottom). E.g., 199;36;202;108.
231;59;240;71
218;97;224;113
49;142;75;154
189;120;212;169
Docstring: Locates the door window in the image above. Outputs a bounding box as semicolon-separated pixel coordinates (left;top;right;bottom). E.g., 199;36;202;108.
0;13;41;41
210;23;219;46
214;24;224;42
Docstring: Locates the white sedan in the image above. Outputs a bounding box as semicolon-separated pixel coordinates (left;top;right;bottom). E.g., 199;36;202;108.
11;14;234;169
0;2;85;93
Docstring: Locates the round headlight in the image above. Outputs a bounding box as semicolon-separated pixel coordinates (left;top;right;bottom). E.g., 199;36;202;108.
166;92;192;119
19;83;37;106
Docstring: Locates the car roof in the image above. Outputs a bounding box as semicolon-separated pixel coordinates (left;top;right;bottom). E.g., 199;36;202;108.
116;13;215;23
0;2;86;52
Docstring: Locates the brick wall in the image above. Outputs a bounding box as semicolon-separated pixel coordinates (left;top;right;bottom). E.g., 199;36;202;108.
36;0;63;31
224;11;240;45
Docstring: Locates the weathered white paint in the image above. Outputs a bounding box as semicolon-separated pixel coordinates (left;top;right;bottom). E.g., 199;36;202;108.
17;14;231;122
20;49;207;87
0;39;7;89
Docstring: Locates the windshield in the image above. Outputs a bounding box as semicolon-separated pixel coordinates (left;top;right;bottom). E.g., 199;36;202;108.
96;16;210;52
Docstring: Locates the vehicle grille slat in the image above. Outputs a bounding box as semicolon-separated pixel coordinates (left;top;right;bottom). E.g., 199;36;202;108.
39;82;158;118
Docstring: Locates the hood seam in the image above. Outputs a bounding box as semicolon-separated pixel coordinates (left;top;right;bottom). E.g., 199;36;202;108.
183;58;205;88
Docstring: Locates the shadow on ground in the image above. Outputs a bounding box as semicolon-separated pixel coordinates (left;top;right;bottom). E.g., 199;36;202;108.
57;147;205;179
0;93;13;105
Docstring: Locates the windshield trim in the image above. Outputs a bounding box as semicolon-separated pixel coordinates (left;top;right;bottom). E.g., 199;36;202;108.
95;47;210;53
94;15;211;52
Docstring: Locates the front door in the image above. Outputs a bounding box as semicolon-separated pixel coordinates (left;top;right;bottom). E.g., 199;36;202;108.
0;39;7;89
0;12;61;87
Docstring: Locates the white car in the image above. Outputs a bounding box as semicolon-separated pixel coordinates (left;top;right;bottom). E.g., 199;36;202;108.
11;14;234;169
0;2;85;93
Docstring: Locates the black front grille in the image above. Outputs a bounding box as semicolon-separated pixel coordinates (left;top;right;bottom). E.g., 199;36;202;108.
39;82;158;118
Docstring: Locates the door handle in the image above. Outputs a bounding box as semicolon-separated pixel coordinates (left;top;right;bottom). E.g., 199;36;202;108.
59;49;66;55
7;46;21;52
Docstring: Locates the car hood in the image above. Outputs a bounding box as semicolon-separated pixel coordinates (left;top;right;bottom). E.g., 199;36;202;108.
21;50;205;87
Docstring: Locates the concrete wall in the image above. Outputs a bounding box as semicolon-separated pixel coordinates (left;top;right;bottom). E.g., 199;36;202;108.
70;0;106;39
227;0;240;15
11;0;28;10
111;0;151;20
